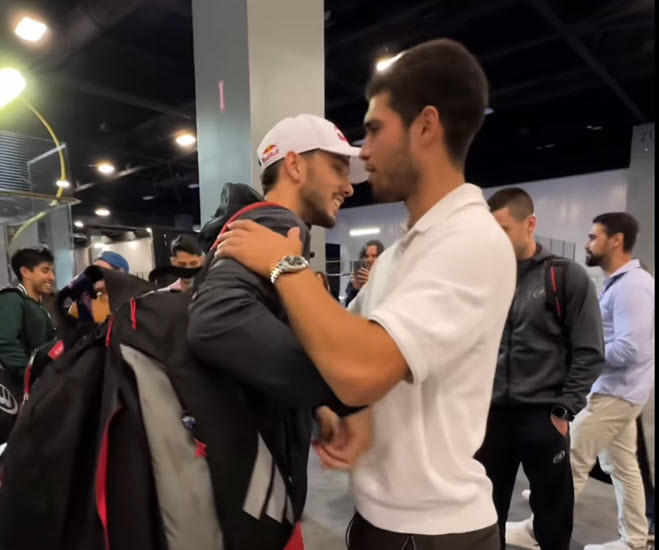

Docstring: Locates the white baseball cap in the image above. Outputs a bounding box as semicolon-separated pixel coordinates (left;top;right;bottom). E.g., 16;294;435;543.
257;114;367;184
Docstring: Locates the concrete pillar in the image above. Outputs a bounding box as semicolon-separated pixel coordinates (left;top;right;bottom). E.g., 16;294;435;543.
626;123;654;275
626;123;655;484
192;0;326;271
43;206;74;288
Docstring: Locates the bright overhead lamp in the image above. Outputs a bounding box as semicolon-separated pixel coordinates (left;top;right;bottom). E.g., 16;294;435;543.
74;220;84;229
146;227;153;234
95;207;110;217
97;162;115;175
0;68;26;108
14;16;47;43
56;179;70;188
142;195;155;201
376;52;403;72
349;227;381;237
175;133;197;147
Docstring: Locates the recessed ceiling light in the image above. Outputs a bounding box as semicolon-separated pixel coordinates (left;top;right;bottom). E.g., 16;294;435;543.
175;133;196;147
188;183;200;189
74;220;84;229
95;207;110;217
349;227;381;237
142;195;155;201
56;179;70;188
97;162;115;175
376;52;403;72
14;16;47;42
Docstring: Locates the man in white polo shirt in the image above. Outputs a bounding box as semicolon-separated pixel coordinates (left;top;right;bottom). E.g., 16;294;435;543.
216;39;516;549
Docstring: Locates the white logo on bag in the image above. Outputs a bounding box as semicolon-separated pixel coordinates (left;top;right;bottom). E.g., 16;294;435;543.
0;384;18;415
532;287;546;299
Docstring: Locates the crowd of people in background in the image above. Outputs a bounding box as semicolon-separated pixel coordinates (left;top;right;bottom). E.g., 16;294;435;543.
0;37;654;550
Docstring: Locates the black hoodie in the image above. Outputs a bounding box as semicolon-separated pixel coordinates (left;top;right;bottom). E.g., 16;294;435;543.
188;183;356;521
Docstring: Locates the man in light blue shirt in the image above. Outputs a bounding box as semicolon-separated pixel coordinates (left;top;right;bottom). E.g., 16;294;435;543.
571;212;654;550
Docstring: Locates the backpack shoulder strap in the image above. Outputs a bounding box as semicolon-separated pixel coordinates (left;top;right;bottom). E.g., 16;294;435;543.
209;200;280;251
193;201;282;293
545;258;570;324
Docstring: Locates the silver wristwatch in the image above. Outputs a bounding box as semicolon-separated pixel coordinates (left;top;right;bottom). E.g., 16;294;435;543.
270;255;310;284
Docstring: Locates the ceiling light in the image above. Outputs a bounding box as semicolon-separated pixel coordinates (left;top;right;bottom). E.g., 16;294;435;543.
349;227;381;237
56;179;70;189
188;183;200;189
0;68;26;108
142;195;155;201
97;162;115;175
146;227;152;234
93;242;106;249
14;16;48;43
95;207;110;217
376;52;403;72
175;133;197;147
74;220;84;229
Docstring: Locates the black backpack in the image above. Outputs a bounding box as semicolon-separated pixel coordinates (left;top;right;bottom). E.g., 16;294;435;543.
0;204;302;550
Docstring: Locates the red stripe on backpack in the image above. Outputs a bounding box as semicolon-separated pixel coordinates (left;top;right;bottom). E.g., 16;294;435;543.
210;201;280;251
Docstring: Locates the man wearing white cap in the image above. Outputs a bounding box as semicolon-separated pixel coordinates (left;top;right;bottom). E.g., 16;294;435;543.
188;114;366;548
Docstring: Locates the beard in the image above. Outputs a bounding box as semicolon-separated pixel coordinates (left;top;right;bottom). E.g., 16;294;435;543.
585;252;604;267
300;166;337;229
370;136;420;204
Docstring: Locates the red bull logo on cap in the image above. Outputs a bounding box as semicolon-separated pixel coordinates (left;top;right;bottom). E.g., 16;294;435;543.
334;126;348;143
261;144;280;165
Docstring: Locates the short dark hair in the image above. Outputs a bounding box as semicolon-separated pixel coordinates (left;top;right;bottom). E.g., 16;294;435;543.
260;151;318;195
171;234;203;257
365;39;489;167
593;212;639;253
10;246;54;281
261;161;281;195
487;188;534;221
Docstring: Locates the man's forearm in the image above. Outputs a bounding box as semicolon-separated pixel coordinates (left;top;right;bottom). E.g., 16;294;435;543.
275;269;405;406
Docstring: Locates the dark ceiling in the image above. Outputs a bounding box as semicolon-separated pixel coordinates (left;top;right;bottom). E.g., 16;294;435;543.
0;0;654;228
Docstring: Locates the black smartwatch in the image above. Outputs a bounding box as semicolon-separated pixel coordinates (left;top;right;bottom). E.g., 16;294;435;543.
551;406;572;421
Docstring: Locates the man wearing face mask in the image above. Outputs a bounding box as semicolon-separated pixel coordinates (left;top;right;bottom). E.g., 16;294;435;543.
167;235;204;293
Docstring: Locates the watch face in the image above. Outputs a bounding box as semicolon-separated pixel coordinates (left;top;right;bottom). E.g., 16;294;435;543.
285;255;307;268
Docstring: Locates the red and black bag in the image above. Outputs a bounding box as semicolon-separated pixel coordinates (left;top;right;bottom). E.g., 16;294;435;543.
0;199;304;550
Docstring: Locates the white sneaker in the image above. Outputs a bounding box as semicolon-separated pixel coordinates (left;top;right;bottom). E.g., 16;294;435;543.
506;517;538;549
521;489;531;502
583;540;641;550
